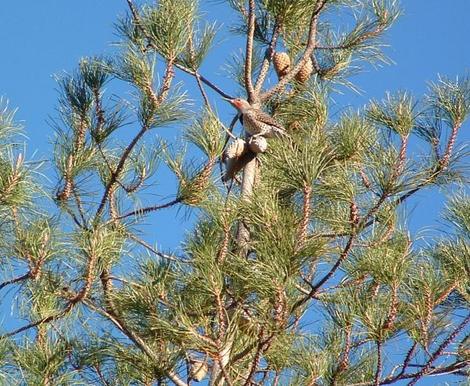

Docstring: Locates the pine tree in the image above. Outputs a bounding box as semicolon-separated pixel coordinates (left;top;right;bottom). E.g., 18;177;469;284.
1;1;469;385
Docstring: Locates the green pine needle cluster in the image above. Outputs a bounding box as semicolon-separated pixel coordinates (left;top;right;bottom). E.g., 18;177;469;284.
0;0;469;385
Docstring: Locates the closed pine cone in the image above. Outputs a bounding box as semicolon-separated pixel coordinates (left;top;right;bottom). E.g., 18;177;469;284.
248;136;268;154
273;52;291;79
223;139;251;182
295;56;313;84
223;138;246;162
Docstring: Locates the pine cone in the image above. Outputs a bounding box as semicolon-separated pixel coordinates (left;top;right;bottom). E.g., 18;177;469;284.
223;138;246;162
248;136;268;154
273;52;291;79
223;153;256;182
295;57;313;84
223;139;251;182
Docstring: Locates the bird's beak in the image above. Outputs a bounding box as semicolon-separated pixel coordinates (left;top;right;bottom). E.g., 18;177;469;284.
222;97;234;105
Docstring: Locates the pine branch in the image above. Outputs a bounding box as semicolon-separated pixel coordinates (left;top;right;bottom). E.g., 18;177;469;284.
375;341;383;386
84;298;189;386
254;22;280;94
174;63;234;99
116;197;181;220
293;231;355;310
244;0;256;102
260;0;328;101
406;313;470;385
0;272;30;291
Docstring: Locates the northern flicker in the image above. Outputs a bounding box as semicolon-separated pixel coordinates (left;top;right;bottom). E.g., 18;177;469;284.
225;98;287;139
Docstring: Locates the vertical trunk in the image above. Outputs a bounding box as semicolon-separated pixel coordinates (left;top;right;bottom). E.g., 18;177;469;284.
236;157;257;254
209;339;234;386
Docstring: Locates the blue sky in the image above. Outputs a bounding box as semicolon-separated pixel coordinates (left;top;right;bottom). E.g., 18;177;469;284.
0;1;469;385
1;0;468;244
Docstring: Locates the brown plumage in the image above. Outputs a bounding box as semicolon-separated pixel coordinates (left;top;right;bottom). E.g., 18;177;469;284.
226;98;287;138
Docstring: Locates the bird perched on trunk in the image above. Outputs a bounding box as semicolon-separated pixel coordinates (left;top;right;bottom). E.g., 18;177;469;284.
225;98;287;139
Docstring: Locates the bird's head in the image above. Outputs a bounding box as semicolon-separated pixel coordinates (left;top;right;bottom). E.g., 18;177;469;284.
225;97;251;113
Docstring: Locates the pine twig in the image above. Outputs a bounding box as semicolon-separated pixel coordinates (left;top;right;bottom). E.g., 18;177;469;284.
292;232;355;311
124;0;232;100
260;0;328;101
242;331;274;386
95;123;147;218
406;313;470;386
84;298;189;386
315;22;392;52
394;342;418;379
375;341;383;386
296;185;312;252
175;63;234;99
116;197;181;220
254;23;280;94
126;232;183;262
0;272;30;291
1;303;74;339
439;119;460;169
394;119;462;207
244;0;256;102
195;72;210;107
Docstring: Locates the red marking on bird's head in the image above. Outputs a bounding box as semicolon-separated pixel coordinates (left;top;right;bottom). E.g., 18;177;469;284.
228;98;250;111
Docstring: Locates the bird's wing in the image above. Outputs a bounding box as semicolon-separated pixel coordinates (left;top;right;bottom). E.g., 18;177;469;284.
255;110;285;130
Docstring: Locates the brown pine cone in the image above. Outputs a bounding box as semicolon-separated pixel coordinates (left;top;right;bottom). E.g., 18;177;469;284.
248;136;268;154
295;56;313;84
273;52;291;79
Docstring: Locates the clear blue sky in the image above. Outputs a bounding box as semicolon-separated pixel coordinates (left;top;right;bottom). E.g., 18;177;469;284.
0;1;469;385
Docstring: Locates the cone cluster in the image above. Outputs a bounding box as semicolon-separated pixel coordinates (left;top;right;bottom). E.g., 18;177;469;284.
222;136;268;182
273;51;314;84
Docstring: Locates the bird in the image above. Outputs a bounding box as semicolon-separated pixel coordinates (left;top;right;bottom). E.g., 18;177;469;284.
225;98;287;139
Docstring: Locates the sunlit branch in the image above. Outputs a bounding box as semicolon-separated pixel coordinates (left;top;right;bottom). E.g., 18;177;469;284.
254;23;280;95
260;0;328;101
244;0;256;102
